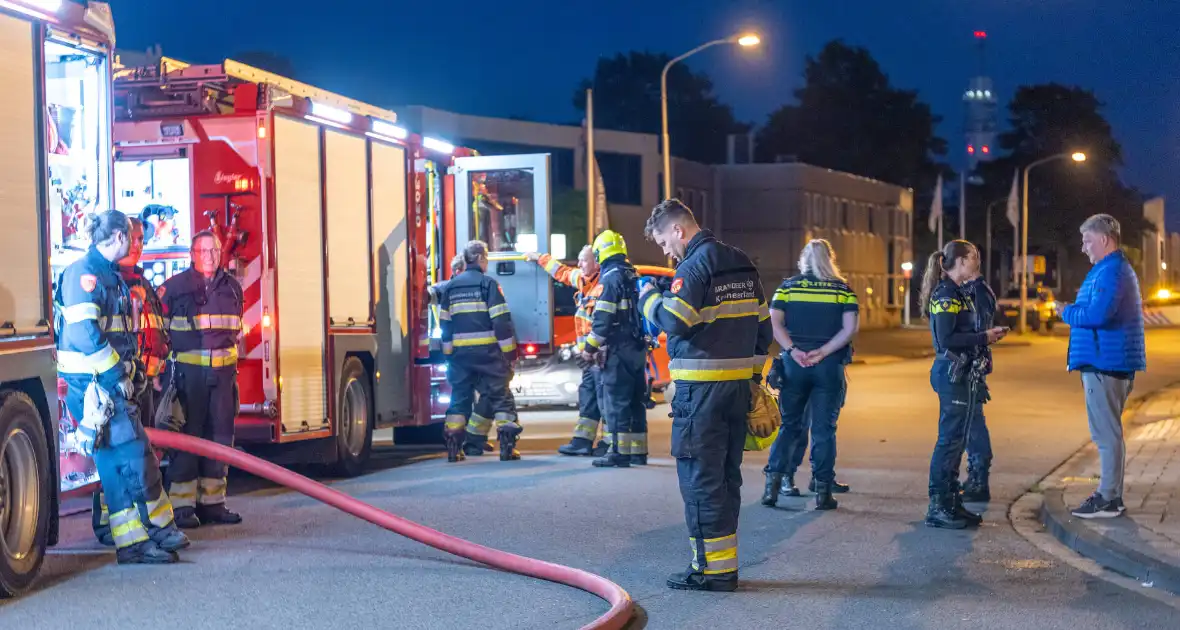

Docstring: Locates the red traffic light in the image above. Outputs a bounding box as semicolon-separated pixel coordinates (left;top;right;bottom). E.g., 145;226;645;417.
967;145;975;154
982;146;990;154
974;30;987;39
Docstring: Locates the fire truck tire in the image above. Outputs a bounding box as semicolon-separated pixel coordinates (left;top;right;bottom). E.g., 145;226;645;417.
144;427;634;630
333;357;373;478
0;391;51;598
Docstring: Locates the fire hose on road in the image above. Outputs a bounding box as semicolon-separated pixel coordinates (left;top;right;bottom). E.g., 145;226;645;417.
143;428;635;630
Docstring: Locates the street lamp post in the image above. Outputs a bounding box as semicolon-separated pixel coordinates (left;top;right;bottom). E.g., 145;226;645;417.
1019;151;1086;334
901;261;914;327
661;33;760;200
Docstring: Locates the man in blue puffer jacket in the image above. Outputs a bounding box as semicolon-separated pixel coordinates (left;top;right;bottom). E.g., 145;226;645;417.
1061;213;1146;519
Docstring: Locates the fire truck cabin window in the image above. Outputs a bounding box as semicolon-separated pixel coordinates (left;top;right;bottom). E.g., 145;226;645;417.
470;169;536;253
46;39;109;261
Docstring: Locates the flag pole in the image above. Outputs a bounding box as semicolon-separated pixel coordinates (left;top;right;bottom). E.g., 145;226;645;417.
585;88;595;246
959;171;966;241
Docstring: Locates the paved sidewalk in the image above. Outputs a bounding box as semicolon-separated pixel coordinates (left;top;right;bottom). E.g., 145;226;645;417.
844;326;1034;365
1041;385;1180;594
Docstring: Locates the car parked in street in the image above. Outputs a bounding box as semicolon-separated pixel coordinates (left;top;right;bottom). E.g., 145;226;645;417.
996;285;1060;332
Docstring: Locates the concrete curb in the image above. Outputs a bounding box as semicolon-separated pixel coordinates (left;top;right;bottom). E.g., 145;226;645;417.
1039;487;1180;595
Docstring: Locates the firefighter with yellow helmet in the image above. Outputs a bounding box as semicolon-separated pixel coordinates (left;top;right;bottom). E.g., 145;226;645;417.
581;230;649;467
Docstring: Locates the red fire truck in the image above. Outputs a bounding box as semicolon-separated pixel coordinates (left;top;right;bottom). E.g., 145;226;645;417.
109;57;558;474
0;0;116;596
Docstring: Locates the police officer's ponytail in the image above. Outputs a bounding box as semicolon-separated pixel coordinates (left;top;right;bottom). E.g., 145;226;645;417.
919;240;976;317
87;209;131;246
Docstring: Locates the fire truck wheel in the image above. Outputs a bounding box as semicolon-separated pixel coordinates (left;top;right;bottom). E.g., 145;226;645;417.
333;358;373;478
0;391;51;598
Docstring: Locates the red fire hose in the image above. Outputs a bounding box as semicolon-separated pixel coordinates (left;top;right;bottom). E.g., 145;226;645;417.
143;428;634;630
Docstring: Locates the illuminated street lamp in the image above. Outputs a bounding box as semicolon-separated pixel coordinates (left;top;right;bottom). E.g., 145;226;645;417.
901;262;914;326
661;32;760;200
1019;151;1087;334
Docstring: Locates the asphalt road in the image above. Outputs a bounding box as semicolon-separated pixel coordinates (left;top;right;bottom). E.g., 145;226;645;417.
6;328;1180;629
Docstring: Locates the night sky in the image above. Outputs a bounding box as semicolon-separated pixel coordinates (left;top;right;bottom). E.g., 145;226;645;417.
107;0;1180;230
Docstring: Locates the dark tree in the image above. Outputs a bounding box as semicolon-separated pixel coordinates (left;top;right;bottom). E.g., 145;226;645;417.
573;51;748;165
232;51;297;79
755;40;949;193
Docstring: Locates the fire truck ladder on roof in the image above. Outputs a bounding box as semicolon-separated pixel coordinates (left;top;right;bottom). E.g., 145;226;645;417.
114;55;400;123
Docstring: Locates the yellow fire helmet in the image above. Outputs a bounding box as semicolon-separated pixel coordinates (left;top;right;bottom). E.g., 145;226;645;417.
592;229;628;264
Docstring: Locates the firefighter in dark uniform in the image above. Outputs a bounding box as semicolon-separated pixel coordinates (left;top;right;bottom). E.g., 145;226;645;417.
761;239;859;510
158;230;245;528
582;230;648;467
960;270;997;502
57;210;186;564
919;240;1007;529
640;200;771;592
428;254;515;457
91;217;183;548
439;240;521;462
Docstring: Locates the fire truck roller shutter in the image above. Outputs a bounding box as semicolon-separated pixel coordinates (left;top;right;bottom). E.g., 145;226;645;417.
325;130;371;326
273;116;328;433
370;141;411;419
0;14;48;337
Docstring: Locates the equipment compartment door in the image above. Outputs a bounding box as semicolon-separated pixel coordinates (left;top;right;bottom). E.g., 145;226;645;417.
451;154;553;348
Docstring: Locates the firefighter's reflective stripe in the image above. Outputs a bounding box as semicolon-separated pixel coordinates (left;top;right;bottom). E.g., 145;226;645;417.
498;338;517;353
758;300;771;322
109;507;150;547
170;480;197;509
572;417;599;440
199;477;227;505
107;313;165;334
442;341;454;354
61;302;101;323
467;412;492;437
691;534;738;574
642;293;700;327
698;298;760;323
167;314;243;332
594;298;631;314
493;411;518;426
585;331;605;348
752;354;769;375
669;357;754;382
58;345;121;375
97;493;110;526
146;494;175;528
450;301;489;315
452;331;497;347
175;346;239;368
488;303;510;319
444;414;466;431
616;432;648;455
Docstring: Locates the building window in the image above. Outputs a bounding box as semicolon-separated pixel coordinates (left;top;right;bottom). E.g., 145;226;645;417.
596;151;643;205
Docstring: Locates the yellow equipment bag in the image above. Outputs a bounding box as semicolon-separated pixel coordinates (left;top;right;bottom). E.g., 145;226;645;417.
744;380;780;451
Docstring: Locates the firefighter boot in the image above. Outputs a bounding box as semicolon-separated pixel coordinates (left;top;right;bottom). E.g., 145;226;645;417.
444;427;467;463
197;503;243;525
782;474;801;497
592;440;610;457
761;472;784;507
174;507;201;529
116;540;178;565
557;438;595;456
592;450;631;468
630;454;648;466
497;423;523;461
151;525;191;553
463;436;492;457
924;494;968;530
666;567;738;592
92;492;114;546
961;460;991;503
813;481;839;511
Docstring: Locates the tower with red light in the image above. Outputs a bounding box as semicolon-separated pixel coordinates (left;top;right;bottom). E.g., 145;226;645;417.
963;30;998;172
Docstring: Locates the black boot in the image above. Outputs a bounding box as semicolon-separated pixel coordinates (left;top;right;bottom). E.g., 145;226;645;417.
444;427;467;463
462;436;490;457
761;472;784;507
592;440;610;457
961;464;991;503
174;506;201;530
810;479;850;494
953;492;982;526
782;474;801;497
151;525;191;552
497;422;522;461
666;566;738;592
813;481;838;510
116;540;178;565
925;494;968;529
629;454;648;466
197;503;243;525
557;437;595;456
591;451;631;468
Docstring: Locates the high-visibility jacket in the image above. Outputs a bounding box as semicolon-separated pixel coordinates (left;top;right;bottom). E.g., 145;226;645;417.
108;266;170;377
639;230;772;382
538;254;602;353
158;268;243;370
55;247;130;384
437;268;517;360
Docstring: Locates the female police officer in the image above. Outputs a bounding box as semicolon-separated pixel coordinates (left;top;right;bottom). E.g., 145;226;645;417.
919;240;1007;529
761;239;859;511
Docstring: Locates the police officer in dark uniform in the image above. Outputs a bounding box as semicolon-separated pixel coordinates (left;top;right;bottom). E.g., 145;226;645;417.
57;210;186;564
438;240;520;462
761;239;859;510
919;240;1007;529
960;269;997;502
158;230;245;528
582;230;648;468
640;200;771;592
